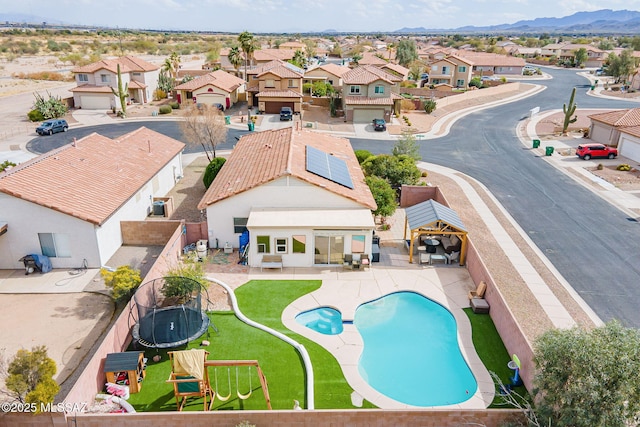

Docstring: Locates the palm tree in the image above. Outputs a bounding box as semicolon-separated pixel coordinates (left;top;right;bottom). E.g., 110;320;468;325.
163;52;181;81
227;46;243;77
238;31;255;82
292;50;306;68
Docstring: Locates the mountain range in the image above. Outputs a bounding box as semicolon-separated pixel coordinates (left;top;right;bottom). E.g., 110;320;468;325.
395;9;640;34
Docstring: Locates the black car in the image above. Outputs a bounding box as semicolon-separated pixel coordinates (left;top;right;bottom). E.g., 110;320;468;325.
213;103;225;111
372;118;386;131
36;119;68;136
280;107;293;121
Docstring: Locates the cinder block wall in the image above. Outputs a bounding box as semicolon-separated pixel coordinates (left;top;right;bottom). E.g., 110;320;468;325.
121;220;183;246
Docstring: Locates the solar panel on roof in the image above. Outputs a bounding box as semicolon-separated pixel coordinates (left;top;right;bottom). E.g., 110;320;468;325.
306;146;354;189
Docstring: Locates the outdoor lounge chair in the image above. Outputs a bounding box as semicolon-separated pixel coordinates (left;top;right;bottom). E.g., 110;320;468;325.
343;254;354;270
167;349;214;411
360;254;370;270
468;281;487;300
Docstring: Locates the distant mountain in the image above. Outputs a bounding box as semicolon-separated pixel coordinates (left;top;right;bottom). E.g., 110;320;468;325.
395;9;640;34
0;13;65;25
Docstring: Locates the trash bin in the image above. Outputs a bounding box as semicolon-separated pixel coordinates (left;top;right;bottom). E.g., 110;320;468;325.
545;146;554;156
590;85;595;90
248;122;254;131
224;115;231;125
532;139;540;148
153;200;165;216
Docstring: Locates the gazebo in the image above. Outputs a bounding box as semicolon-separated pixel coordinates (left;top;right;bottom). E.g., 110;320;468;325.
404;199;468;265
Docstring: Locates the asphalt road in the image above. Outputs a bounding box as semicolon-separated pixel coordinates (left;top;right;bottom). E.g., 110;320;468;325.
26;69;640;327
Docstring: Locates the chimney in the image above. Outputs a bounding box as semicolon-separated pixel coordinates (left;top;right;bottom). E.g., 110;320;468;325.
72;137;77;147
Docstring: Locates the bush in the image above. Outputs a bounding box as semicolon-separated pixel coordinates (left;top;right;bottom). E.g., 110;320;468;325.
617;164;631;171
424;99;437;114
27;109;45;122
400;99;415;112
101;265;142;301
354;149;374;164
154;88;168;100
203;157;226;189
169;101;180;109
158;105;172;114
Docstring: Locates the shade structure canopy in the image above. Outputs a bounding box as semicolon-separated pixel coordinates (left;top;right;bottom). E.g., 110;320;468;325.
403;199;468;265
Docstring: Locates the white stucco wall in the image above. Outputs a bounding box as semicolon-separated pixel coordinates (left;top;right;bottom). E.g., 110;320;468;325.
619;134;640;163
590;122;619;146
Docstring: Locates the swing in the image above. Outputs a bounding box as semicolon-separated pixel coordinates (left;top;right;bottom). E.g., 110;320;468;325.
236;366;252;400
214;367;232;401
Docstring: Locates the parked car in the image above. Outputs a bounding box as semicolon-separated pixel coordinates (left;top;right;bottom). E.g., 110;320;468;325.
576;143;618;160
279;107;293;121
372;118;386;131
213;103;225;111
36;119;68;136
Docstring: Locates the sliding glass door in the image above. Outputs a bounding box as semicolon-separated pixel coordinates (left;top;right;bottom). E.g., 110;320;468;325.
314;234;344;265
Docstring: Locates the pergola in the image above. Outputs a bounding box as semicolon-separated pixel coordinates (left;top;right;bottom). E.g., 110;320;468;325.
403;199;468;265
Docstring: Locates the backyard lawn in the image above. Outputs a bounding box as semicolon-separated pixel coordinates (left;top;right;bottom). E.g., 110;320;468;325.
126;280;522;411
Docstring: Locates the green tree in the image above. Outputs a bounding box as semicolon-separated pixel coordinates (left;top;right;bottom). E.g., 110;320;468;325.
392;131;421;161
351;53;362;65
573;47;588;67
111;63;128;116
562;87;577;135
238;31;256;82
469;77;483;88
533;320;640;427
290;50;307;68
396;39;418;67
362;154;421;188
203;157;226;189
0;160;16;172
354;149;373;164
407;60;424;81
5;346;59;407
605;49;639;84
101;265;142;301
163;52;181;81
366;175;397;219
227;46;243;76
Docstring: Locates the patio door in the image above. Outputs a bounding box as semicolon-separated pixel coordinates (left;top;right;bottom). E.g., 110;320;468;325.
314;234;344;265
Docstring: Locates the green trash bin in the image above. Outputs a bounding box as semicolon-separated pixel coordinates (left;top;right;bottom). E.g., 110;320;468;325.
248;122;254;132
545;146;554;156
533;139;540;148
224;115;231;125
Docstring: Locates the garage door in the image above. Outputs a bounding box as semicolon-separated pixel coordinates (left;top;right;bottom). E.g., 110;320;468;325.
196;94;226;107
265;101;294;114
80;95;112;110
620;137;640;163
353;108;384;123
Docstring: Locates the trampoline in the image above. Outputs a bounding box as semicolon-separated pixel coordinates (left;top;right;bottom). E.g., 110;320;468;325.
131;277;210;349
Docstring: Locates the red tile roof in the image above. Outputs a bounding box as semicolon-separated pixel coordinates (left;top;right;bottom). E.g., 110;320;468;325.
257;64;304;79
358;52;388;66
70;85;114;93
174;70;245;92
380;62;410;76
342;65;401;85
197;128;376;210
254;48;295;62
72;55;159;74
308;63;350;77
255;89;302;98
344;95;398;105
0;127;184;225
589;108;640;127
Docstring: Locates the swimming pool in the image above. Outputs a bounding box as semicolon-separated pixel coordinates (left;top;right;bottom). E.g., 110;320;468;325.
355;291;477;406
295;307;344;335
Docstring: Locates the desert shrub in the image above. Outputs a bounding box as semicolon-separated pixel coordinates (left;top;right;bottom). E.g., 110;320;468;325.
169;101;180;109
421;171;428;177
617;164;631;171
469;77;483;88
14;71;68;81
400;99;415;112
158;105;172;114
597;163;604;170
424;99;437;114
27;109;45;122
32;92;67;119
203;157;226;189
101;265;142;301
154;88;167;100
400;80;417;88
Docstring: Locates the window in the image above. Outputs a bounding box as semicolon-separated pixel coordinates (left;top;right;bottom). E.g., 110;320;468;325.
265;79;275;88
328;79;334;85
292;235;306;253
78;74;88;82
257;235;270;253
458;66;467;72
186;91;193;100
38;233;71;258
431;65;438;71
100;74;109;83
456;79;465;87
349;85;361;94
374;85;384;94
275;238;287;254
442;66;449;74
288;79;297;88
132;72;141;76
233;218;248;234
351;235;365;253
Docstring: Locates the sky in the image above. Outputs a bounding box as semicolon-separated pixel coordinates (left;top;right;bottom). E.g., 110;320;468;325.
1;0;639;33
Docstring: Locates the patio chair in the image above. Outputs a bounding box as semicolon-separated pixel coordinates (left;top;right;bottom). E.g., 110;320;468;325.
167;349;213;411
360;254;370;270
343;254;353;270
468;281;487;300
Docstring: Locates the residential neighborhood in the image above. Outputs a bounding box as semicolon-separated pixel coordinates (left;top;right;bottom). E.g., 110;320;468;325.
2;20;640;427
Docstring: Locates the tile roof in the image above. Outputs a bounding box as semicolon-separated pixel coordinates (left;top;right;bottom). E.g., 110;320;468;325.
197;128;376;210
453;51;525;67
70;85;114;93
589;108;640;127
342;65;401;85
307;63;350;77
0;127;184;225
72;55;159;74
344;95;398;105
358;52;388;66
128;80;146;89
174;70;245;92
254;48;295;62
257;64;304;79
380;62;410;76
255;89;302;98
620;125;640;138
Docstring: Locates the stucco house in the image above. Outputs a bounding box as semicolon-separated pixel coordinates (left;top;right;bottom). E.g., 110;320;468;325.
426;55;473;87
379;63;410;80
453;51;526;75
341;65;402;122
0;127;185;270
253;48;295;65
541;43;605;68
303;63;350;89
173;70;245;109
589;109;640;163
71;56;160;110
247;60;304;113
197;128;377;269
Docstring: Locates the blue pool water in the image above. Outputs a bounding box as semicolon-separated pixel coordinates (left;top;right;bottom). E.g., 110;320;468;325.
355;291;477;406
295;307;344;335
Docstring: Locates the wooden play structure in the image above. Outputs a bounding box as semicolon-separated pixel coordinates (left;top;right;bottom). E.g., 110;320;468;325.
166;350;272;411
